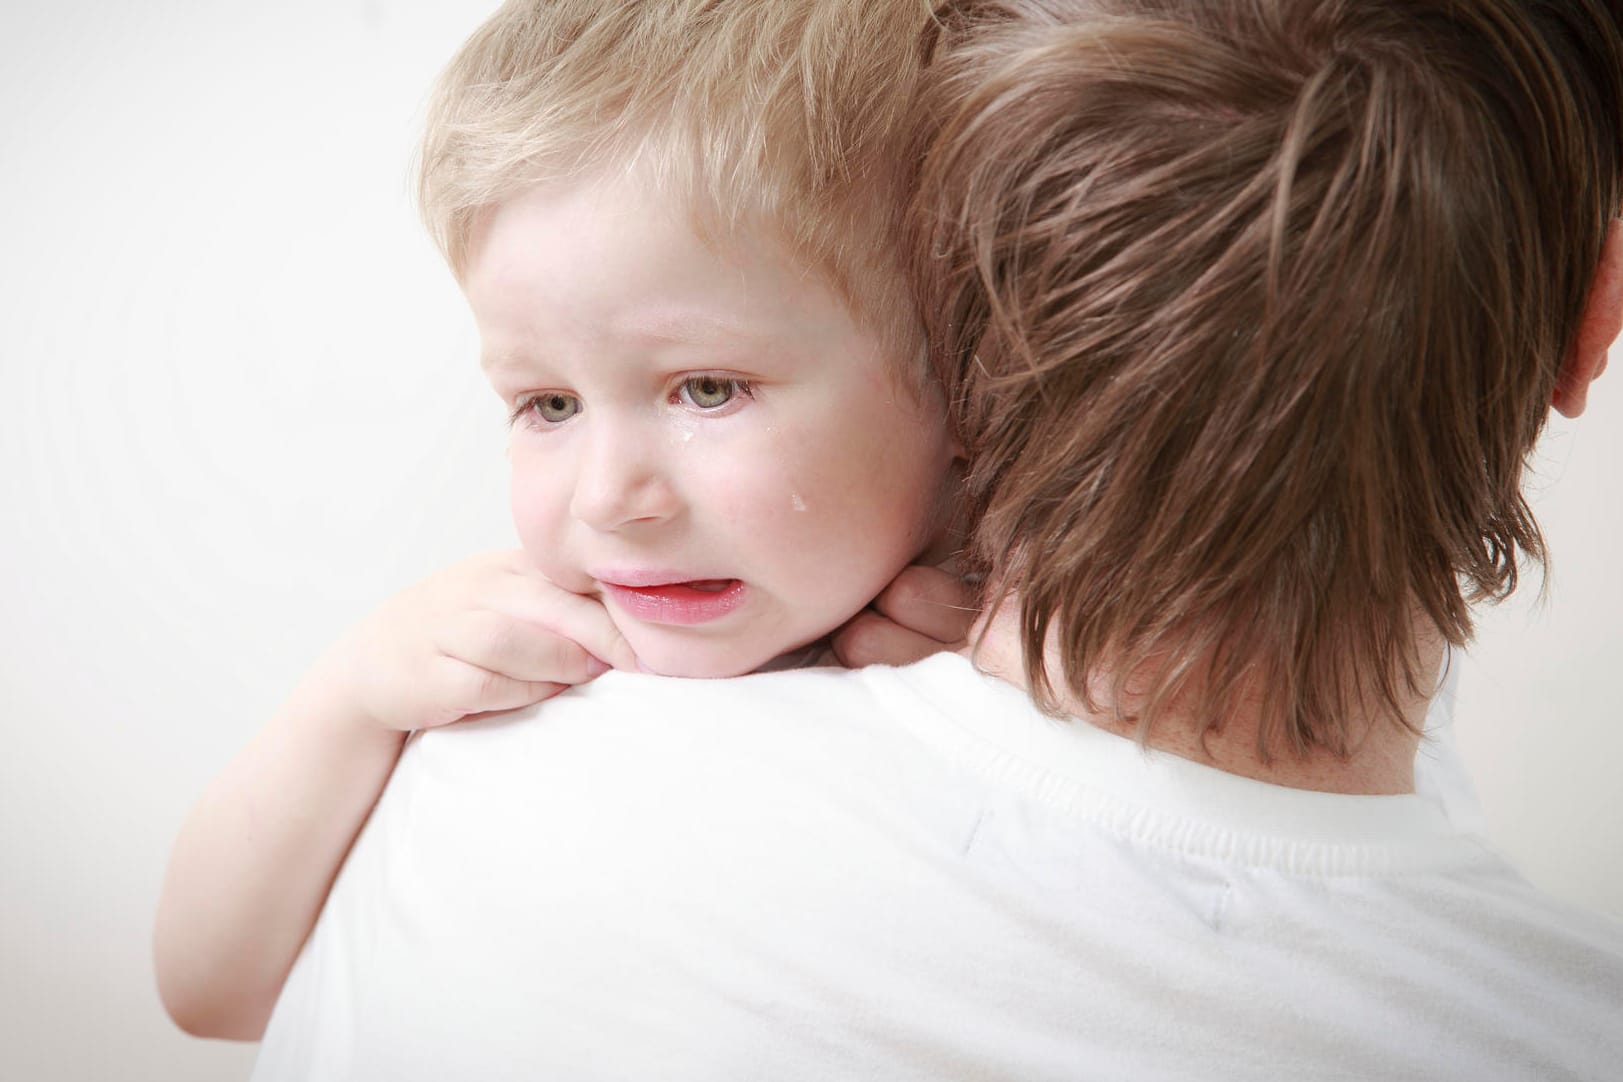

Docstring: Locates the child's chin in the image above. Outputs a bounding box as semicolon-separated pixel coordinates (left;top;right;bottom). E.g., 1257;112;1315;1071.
630;641;771;680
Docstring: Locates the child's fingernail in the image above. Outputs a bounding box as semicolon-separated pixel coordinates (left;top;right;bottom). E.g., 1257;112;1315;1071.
585;655;611;677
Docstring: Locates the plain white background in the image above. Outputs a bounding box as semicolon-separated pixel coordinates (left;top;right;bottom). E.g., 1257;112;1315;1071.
1;3;1618;1079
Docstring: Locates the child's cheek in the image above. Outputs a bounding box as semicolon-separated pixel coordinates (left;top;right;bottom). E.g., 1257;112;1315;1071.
507;461;567;549
714;425;830;525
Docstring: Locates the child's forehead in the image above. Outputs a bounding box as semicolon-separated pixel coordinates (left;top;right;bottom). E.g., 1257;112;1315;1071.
466;188;906;386
474;174;849;314
464;160;921;387
485;163;803;265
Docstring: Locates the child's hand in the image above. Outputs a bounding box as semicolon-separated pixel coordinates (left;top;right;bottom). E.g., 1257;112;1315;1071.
831;564;979;668
155;550;635;1039
317;550;638;733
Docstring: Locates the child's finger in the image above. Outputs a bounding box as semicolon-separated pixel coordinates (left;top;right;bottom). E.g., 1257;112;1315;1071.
439;610;613;686
462;675;572;718
830;609;952;669
487;570;640;672
869;565;980;645
430;655;569;724
532;588;640;673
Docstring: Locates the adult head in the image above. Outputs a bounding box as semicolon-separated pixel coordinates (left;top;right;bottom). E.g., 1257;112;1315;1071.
915;0;1623;766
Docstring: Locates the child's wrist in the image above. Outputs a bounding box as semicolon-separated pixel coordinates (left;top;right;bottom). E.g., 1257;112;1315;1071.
285;659;408;746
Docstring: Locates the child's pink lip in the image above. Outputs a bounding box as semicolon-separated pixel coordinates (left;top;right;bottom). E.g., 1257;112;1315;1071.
600;578;747;626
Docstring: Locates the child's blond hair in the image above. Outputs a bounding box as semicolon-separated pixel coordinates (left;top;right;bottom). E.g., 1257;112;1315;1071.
419;0;935;366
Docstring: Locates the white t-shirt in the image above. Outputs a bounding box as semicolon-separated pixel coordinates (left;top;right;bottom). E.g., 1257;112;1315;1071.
254;654;1621;1082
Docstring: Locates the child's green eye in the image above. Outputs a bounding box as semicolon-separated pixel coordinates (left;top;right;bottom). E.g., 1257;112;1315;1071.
679;375;748;410
528;393;581;423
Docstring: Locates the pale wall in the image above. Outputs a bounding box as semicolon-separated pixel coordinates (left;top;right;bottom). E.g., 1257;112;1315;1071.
1;3;1617;1080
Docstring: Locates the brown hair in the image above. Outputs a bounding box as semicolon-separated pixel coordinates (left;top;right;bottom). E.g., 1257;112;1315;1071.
916;0;1623;756
418;0;935;363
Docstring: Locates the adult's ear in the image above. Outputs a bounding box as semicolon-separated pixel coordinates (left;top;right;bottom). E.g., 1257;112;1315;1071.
1553;218;1623;418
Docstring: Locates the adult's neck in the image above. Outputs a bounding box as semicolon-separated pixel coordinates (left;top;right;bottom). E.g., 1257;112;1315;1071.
967;603;1437;796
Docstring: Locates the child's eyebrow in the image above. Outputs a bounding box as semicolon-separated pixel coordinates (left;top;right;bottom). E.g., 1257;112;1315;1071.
479;350;532;378
479;307;777;377
610;305;764;349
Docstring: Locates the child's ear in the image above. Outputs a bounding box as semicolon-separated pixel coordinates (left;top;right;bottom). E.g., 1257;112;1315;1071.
1553;218;1623;419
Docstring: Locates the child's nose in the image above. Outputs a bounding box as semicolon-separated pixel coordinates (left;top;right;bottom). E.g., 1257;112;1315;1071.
568;423;680;531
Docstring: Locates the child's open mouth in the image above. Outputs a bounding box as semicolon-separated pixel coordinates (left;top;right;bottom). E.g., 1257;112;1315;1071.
600;578;747;625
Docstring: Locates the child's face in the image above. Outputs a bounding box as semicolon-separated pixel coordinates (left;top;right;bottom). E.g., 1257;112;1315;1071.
464;174;955;677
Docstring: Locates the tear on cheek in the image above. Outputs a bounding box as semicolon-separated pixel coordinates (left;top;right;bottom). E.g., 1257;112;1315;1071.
790;493;808;512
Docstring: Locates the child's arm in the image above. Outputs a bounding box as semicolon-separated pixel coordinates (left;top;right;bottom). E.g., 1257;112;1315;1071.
831;564;978;667
153;550;635;1040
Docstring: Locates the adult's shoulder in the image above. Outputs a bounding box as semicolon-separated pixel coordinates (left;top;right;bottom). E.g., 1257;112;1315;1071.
381;656;991;828
401;653;1001;774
